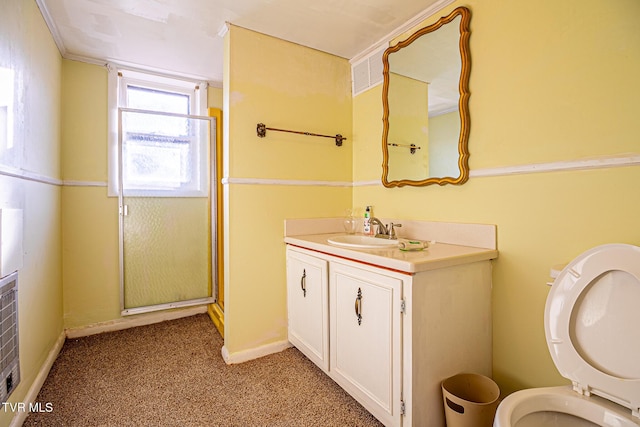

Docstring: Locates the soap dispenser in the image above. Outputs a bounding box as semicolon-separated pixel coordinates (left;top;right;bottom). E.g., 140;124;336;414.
363;206;372;235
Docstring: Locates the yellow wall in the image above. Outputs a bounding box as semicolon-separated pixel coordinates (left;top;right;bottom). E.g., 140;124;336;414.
222;26;352;356
353;0;640;395
0;1;63;425
208;86;223;110
60;60;122;328
61;185;120;327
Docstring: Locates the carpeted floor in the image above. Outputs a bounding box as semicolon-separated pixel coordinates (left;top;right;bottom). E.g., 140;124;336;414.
23;314;383;426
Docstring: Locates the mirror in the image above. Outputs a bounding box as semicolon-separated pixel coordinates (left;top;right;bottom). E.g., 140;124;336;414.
382;7;471;187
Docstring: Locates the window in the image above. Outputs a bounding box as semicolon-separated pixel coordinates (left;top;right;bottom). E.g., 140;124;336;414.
108;68;208;196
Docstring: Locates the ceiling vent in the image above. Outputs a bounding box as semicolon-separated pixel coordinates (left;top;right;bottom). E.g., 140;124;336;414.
351;46;387;96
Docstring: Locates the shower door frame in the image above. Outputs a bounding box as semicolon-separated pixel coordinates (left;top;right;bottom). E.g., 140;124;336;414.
117;107;218;316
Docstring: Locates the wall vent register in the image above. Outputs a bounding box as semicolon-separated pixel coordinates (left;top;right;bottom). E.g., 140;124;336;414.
351;46;385;96
0;272;19;403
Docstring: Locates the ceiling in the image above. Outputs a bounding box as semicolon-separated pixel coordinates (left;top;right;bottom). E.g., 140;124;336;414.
36;0;449;84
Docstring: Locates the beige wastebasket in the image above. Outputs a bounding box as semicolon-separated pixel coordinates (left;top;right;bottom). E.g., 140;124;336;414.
441;373;500;427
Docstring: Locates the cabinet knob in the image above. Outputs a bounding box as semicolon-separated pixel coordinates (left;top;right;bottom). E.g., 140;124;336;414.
301;269;307;297
355;287;362;325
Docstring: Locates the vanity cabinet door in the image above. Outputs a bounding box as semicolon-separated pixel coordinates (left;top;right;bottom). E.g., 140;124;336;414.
329;262;403;427
286;248;329;371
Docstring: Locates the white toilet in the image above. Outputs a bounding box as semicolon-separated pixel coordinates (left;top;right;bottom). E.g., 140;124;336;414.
494;243;640;427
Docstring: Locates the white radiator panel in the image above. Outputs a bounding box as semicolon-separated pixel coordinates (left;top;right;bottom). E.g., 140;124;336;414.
0;272;19;403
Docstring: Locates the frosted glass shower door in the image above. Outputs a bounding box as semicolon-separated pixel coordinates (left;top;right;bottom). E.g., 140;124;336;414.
118;108;215;314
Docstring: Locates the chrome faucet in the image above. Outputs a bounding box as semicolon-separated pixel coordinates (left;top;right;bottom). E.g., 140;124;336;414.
370;217;387;236
371;218;402;239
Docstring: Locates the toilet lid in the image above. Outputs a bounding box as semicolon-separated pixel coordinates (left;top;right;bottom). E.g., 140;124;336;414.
545;243;640;417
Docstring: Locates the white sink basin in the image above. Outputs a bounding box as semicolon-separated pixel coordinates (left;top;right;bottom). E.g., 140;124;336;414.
327;235;399;249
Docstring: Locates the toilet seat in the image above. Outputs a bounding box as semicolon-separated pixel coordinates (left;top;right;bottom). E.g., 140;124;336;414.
545;243;640;419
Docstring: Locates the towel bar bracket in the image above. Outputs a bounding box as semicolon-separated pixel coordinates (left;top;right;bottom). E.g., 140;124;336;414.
387;142;421;154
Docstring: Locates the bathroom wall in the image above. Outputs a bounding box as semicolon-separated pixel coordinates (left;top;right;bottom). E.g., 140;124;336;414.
221;25;353;358
0;0;64;425
208;86;223;110
60;60;121;328
352;0;640;395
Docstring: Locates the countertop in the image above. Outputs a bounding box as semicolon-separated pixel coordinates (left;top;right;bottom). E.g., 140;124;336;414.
285;233;498;274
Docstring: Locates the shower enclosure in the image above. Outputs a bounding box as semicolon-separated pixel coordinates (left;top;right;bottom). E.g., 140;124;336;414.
118;106;217;315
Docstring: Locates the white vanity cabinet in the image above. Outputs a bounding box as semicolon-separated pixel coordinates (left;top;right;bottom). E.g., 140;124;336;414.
329;262;403;427
285;241;494;427
286;248;329;371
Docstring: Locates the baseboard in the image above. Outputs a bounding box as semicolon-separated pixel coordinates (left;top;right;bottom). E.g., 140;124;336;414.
221;340;292;365
207;303;224;338
9;331;66;427
65;305;208;339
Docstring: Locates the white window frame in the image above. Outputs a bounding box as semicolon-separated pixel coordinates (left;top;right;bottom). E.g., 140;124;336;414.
107;66;208;197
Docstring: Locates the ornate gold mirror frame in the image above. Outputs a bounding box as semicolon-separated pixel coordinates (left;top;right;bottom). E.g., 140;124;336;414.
381;7;471;187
